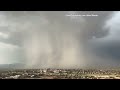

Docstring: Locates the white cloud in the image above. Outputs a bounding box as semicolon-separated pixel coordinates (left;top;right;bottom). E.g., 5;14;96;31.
103;11;120;40
0;42;19;49
0;42;21;64
0;32;9;39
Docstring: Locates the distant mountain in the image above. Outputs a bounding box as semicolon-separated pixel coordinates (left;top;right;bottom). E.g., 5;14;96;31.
0;63;25;69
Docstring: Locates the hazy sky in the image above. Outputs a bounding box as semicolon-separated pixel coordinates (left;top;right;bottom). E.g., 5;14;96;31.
0;11;120;69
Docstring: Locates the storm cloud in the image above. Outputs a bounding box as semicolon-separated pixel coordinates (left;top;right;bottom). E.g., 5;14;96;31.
0;11;119;69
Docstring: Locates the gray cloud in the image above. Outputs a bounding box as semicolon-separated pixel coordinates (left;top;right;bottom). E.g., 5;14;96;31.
87;11;120;68
0;11;119;69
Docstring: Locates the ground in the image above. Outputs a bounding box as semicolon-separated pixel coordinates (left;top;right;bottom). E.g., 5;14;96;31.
0;69;120;79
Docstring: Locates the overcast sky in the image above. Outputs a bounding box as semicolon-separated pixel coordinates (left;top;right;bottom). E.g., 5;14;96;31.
0;11;120;69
